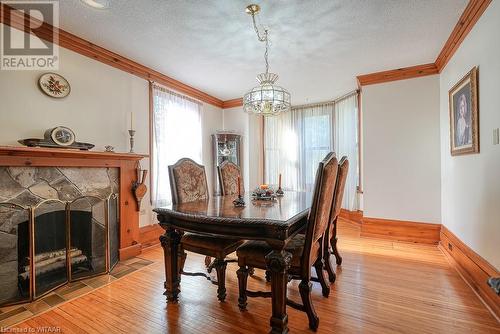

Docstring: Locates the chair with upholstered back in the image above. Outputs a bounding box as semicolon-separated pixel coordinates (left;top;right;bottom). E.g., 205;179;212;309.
217;161;243;196
168;158;243;302
236;152;338;330
168;158;209;204
324;156;349;283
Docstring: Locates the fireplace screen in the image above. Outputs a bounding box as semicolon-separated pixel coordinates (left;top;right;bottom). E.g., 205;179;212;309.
33;200;68;298
69;197;106;280
0;204;30;305
0;195;118;307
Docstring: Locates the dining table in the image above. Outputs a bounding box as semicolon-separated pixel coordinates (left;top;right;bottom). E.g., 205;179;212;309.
153;191;312;334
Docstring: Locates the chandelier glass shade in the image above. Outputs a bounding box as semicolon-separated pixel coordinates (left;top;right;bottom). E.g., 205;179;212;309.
243;4;291;116
244;73;291;116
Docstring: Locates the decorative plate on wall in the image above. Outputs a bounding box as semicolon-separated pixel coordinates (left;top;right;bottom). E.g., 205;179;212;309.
38;73;71;98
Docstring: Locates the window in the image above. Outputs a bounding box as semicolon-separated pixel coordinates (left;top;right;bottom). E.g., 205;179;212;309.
151;84;202;207
302;113;333;190
264;93;359;210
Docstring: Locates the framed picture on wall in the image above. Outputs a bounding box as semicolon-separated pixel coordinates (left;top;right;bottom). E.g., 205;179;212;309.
448;66;479;156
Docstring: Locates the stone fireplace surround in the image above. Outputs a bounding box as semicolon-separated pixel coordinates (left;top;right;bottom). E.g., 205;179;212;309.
0;146;146;306
0;166;119;305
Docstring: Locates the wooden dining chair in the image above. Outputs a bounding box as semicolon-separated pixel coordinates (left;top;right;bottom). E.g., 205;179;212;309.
324;157;349;283
236;152;338;331
218;160;243;196
168;158;244;301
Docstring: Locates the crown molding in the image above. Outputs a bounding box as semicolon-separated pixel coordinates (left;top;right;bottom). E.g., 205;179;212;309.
222;98;243;109
357;0;492;86
356;63;439;86
435;0;492;72
0;4;224;108
1;1;492;104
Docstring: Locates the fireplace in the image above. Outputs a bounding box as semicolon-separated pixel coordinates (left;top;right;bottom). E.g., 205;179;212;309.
18;196;118;298
0;166;120;306
0;147;146;308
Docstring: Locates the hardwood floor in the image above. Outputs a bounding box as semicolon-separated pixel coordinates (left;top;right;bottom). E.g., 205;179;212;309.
9;220;500;333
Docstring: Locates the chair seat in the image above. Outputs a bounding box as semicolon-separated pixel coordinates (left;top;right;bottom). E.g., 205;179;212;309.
181;232;243;258
236;234;306;270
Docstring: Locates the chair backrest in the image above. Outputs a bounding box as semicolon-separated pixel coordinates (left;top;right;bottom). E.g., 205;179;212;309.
301;152;338;277
218;161;243;196
168;158;209;204
330;157;349;222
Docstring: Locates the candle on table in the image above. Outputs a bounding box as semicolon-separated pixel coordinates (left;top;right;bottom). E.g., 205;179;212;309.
237;175;241;197
279;173;282;189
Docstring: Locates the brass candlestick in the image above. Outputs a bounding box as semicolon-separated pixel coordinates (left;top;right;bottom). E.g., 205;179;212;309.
233;175;245;207
128;129;135;153
233;195;246;207
276;173;284;196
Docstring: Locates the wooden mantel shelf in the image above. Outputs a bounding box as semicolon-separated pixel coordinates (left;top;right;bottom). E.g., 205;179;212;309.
0;146;148;160
0;145;149;261
0;146;148;168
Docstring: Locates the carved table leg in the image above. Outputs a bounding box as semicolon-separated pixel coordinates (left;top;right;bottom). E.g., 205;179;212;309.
214;258;227;302
160;228;182;303
265;249;292;334
236;266;249;310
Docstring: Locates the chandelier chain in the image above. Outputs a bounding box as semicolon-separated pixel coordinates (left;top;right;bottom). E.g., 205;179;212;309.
244;4;290;116
251;12;269;75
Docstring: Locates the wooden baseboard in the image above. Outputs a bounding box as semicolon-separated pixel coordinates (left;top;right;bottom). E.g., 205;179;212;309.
439;226;499;320
361;217;441;244
139;224;164;249
119;243;142;260
339;209;363;226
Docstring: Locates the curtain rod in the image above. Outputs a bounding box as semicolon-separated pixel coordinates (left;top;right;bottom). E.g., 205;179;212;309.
151;81;203;106
292;89;359;110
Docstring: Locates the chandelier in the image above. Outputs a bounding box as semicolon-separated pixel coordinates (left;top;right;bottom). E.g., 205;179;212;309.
243;4;291;116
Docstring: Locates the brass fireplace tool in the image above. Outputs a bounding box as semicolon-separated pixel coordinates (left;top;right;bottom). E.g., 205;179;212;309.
132;165;148;211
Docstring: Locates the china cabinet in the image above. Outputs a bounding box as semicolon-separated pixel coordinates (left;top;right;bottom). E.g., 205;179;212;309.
212;132;242;195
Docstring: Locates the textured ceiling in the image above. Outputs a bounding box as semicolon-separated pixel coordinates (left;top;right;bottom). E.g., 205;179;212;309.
60;0;467;105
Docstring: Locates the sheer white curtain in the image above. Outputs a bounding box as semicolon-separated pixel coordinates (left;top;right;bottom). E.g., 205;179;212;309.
265;103;334;192
152;84;203;207
264;92;359;210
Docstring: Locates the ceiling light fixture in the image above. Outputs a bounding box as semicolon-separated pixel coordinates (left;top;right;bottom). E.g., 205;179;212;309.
243;4;291;116
80;0;110;9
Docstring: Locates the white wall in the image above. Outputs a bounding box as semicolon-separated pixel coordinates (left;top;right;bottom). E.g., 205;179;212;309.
0;43;155;227
0;49;149;153
201;103;224;193
439;1;500;269
362;75;441;223
0;28;223;227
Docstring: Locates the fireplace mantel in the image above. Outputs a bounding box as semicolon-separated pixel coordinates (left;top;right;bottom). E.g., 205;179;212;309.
0;146;148;260
0;146;146;164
